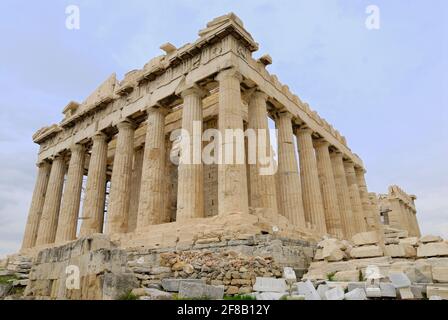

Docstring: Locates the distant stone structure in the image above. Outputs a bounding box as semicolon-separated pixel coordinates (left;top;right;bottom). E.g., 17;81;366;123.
20;13;420;254
378;185;421;237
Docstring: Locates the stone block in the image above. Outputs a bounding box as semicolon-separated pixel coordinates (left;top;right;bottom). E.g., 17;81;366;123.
351;231;379;246
432;266;448;283
379;283;397;298
426;286;448;300
417;242;448;257
297;280;321;300
388;272;411;288
161;278;206;292
398;287;414;300
316;284;329;300
419;235;443;243
135;288;173;300
344;288;367;300
399;237;418;246
253;277;287;293
334;270;360;282
0;284;12;298
102;272;138;300
366;285;382;298
282;267;297;283
255;292;287;300
325;286;344;300
178;282;224;300
410;285;424;299
350;245;383;259
384;244;416;258
348;282;366;292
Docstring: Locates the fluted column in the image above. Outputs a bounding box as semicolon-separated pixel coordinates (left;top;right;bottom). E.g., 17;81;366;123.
127;147;144;232
107;121;135;234
355;167;375;231
55;144;85;243
330;151;356;238
247;90;278;217
296;127;326;234
388;198;406;229
176;86;206;221
35;156;67;245
137;107;167;229
314;139;343;238
344;160;367;233
22;161;51;249
275;112;305;226
411;210;421;237
216;68;249;216
79;133;108;236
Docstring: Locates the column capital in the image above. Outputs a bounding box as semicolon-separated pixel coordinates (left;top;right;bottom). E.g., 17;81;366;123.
70;143;85;153
215;68;243;82
116;119;135;130
277;111;294;120
313;138;330;149
245;88;268;102
296;125;314;136
147;105;170;116
180;84;208;99
36;159;51;168
355;166;367;174
92;132;108;142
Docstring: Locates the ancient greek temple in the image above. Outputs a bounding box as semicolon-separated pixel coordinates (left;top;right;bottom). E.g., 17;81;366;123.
20;13;420;252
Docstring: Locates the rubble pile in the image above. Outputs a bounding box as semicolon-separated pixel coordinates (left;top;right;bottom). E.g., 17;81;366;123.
302;229;448;299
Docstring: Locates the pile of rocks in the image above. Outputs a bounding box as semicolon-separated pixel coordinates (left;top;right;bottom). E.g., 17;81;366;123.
128;249;285;296
0;254;32;299
302;231;448;299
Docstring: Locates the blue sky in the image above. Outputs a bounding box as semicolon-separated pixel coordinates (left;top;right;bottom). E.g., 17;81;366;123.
0;1;446;257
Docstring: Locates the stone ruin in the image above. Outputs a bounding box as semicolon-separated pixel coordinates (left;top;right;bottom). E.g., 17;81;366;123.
1;13;444;300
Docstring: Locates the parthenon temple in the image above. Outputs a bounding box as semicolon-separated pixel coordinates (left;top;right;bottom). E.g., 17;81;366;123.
20;13;421;253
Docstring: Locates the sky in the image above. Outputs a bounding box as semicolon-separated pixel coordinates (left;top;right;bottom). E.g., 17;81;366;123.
0;0;446;258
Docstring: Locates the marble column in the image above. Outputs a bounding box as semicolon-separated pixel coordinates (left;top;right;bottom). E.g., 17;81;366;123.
344;160;367;233
330;151;356;238
216;68;249;216
79;133;108;236
35;156;67;245
21;161;51;249
176;86;206;222
314;139;343;238
55;144;85;243
247;90;278;217
389;198;406;230
411;210;421;237
137;107;167;229
296;127;326;234
275;112;305;226
107;120;135;234
127;147;144;232
355;167;374;230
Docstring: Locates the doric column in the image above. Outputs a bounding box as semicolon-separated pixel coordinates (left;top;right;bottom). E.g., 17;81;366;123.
136;107;167;229
275;112;305;226
79;133;108;236
388;198;406;230
107;120;135;234
127;147;144;232
176;85;206;222
344;160;367;233
355;167;374;230
247;90;278;217
400;202;413;235
35;156;67;245
330;151;356;238
314;139;343;238
216;68;249;216
22;161;51;249
411;210;421;237
55;144;85;243
296;126;326;234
